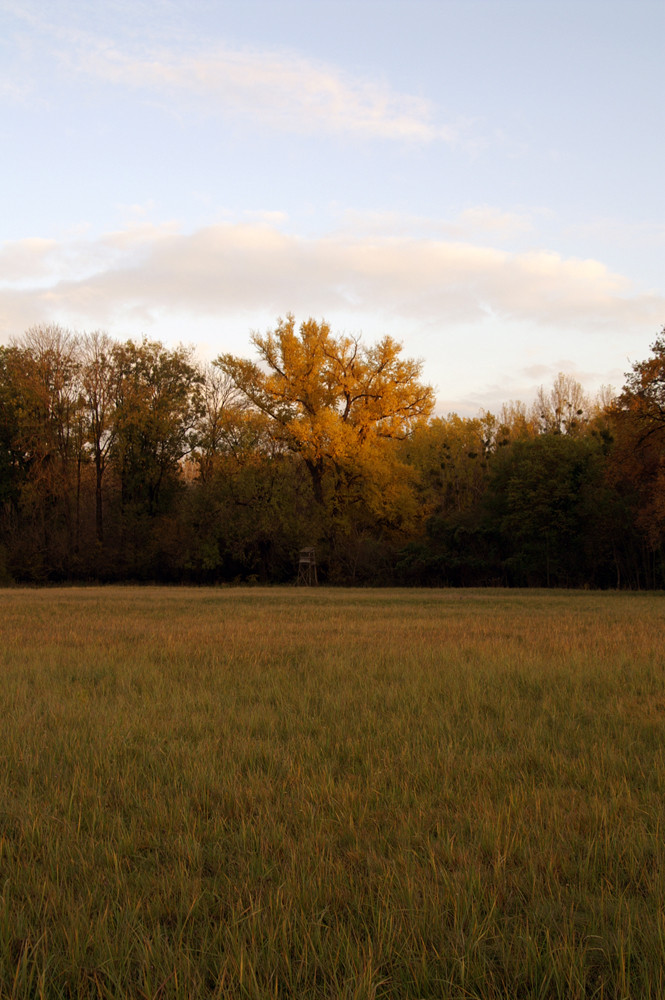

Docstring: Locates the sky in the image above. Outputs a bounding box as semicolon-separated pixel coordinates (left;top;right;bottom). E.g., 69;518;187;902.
0;0;663;415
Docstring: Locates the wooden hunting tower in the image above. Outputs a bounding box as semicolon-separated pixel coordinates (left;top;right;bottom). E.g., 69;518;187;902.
297;547;318;586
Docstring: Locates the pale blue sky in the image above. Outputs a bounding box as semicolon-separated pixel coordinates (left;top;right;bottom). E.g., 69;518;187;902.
1;0;663;413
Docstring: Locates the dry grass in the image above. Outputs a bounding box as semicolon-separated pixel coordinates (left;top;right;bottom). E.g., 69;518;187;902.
1;586;664;998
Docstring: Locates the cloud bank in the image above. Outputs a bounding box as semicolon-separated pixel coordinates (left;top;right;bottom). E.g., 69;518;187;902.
1;220;661;338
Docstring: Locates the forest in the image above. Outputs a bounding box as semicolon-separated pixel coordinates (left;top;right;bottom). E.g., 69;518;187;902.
1;315;664;588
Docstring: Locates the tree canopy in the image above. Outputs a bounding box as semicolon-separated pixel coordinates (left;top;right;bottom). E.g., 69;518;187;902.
215;315;435;505
1;319;665;588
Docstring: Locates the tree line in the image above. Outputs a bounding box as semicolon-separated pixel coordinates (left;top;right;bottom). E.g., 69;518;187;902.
1;317;664;587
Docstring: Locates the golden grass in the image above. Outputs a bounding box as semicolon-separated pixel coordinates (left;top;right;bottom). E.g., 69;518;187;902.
0;586;664;998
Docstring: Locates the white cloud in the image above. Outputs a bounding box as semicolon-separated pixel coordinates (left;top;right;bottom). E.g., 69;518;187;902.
110;46;456;141
0;220;662;339
0;238;59;283
3;219;661;412
2;3;460;144
70;40;458;141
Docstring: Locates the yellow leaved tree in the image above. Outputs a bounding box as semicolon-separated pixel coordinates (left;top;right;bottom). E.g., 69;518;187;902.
214;315;435;514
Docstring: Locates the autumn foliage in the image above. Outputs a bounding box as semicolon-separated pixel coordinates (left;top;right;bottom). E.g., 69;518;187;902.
1;319;664;587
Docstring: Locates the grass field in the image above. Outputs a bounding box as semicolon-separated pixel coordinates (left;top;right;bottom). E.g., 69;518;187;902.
1;586;664;999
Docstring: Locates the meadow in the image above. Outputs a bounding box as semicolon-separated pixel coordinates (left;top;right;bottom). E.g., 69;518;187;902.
0;586;664;999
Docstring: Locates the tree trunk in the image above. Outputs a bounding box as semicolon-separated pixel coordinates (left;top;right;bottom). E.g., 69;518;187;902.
95;454;104;545
305;458;325;507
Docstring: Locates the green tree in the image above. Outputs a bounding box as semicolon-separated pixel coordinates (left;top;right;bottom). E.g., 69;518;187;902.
486;433;612;586
0;347;27;509
403;413;497;519
3;326;86;576
111;338;203;518
81;331;118;545
192;364;247;484
608;331;665;583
